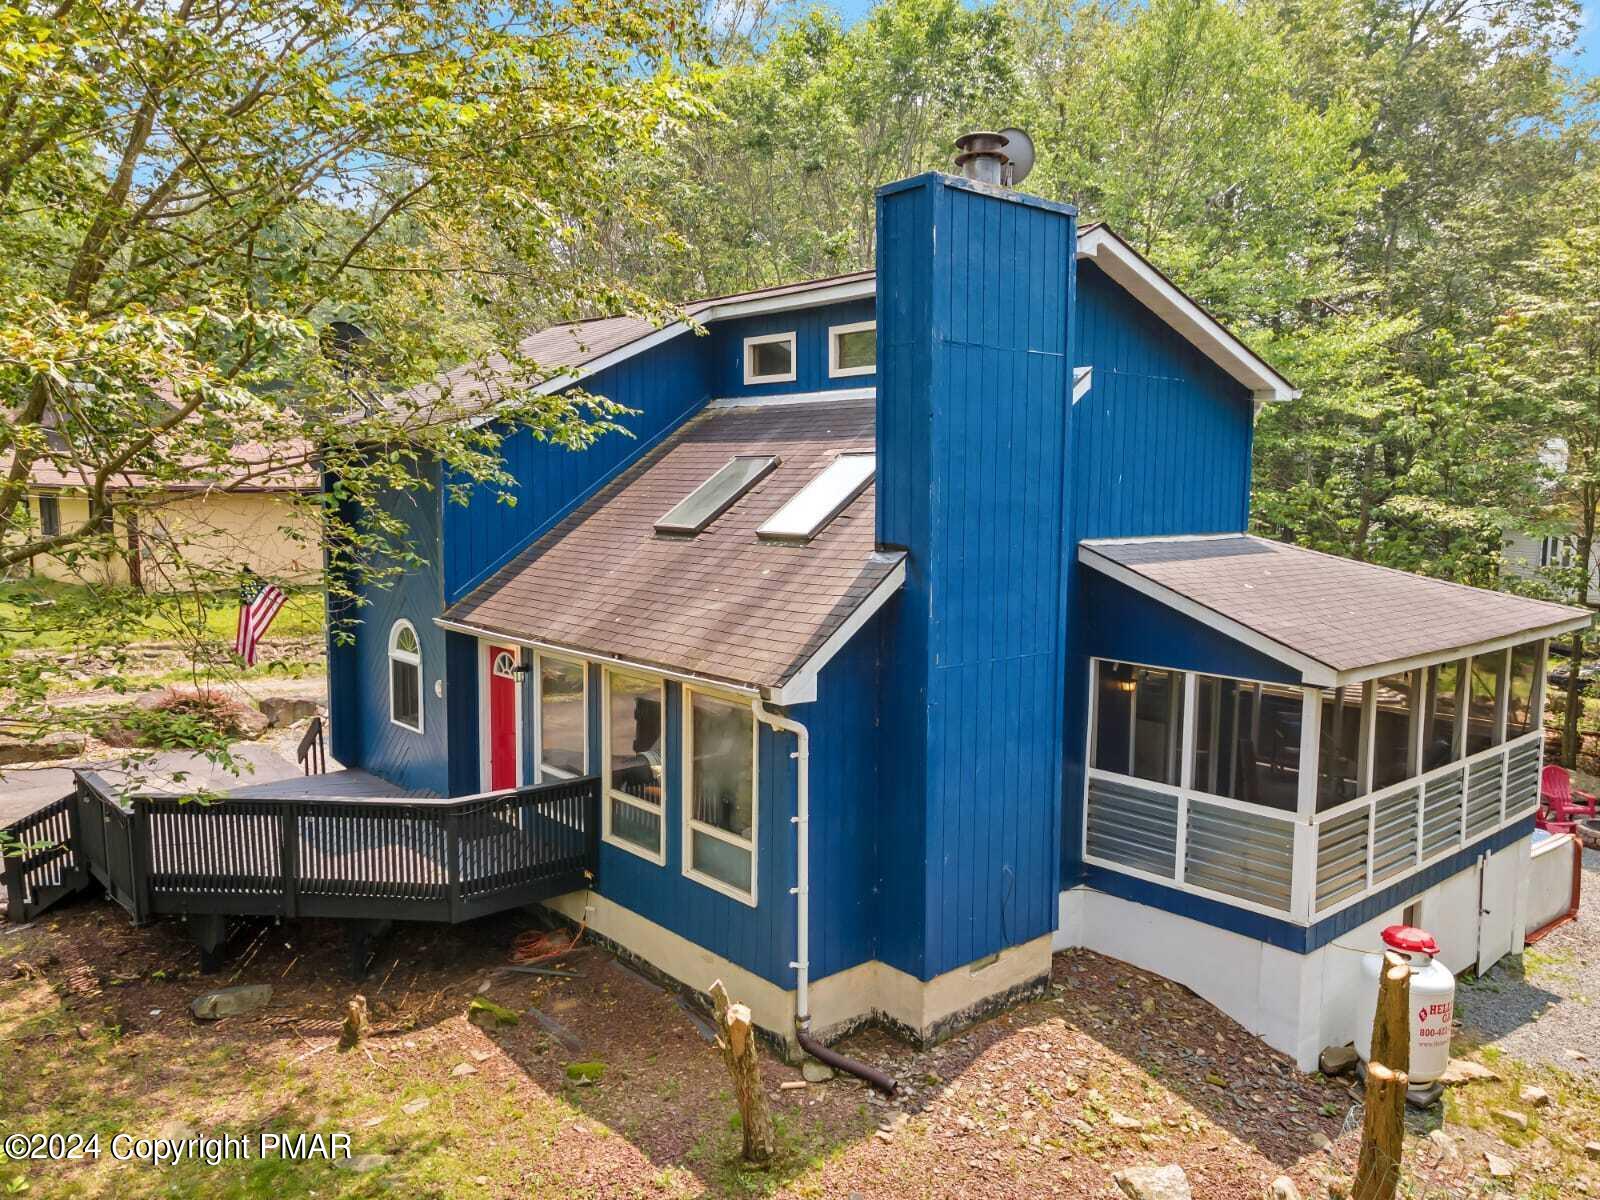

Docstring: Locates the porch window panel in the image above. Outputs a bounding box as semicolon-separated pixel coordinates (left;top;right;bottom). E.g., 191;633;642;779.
538;657;586;782
1423;660;1462;770
1371;670;1422;790
1189;676;1302;812
606;669;664;856
1092;661;1135;776
1317;683;1366;811
1131;667;1184;786
1465;652;1507;755
1505;641;1540;739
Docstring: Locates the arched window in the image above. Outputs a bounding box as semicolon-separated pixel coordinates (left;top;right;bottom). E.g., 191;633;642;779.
388;620;422;732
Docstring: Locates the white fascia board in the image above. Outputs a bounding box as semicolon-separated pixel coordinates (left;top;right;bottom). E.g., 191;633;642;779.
1076;227;1299;405
1333;612;1595;687
1077;543;1338;685
432;617;759;697
709;387;875;410
769;555;908;706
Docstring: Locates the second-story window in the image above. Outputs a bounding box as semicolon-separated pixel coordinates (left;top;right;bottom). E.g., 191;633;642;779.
828;320;876;377
744;332;796;385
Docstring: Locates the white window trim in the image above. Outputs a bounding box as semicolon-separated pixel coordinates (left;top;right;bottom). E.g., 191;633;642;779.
387;619;424;735
743;331;797;385
477;642;525;792
680;685;759;906
602;666;667;865
534;651;589;784
827;319;876;378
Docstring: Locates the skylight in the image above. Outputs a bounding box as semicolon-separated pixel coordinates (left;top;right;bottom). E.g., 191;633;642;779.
757;453;875;542
655;455;778;535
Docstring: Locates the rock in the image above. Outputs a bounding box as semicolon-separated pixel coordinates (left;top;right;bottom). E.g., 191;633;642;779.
1113;1163;1192;1200
1518;1085;1552;1108
801;1059;835;1083
1318;1045;1359;1077
1310;1132;1332;1153
258;696;321;728
1267;1177;1302;1200
1585;1141;1600;1160
1483;1152;1515;1179
0;730;82;765
338;1153;391;1173
1491;1108;1529;1131
466;997;520;1027
449;1062;478;1078
1109;1111;1145;1131
190;984;272;1020
1438;1058;1498;1086
1427;1129;1459;1164
401;1098;430;1117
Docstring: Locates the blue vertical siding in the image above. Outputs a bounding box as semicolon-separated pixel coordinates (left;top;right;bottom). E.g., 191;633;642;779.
876;174;1076;981
441;334;714;603
327;457;452;796
706;299;878;399
1060;260;1258;883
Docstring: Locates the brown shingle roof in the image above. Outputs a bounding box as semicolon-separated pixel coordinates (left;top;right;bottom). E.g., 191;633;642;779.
1082;535;1592;679
443;398;901;691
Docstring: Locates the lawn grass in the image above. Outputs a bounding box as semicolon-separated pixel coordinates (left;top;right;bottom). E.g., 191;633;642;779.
0;579;323;652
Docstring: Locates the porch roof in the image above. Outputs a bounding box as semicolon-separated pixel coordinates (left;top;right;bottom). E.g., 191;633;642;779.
1080;534;1593;685
440;397;905;700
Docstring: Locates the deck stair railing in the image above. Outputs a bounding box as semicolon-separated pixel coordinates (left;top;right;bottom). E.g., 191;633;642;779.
1;794;84;922
4;771;600;927
297;715;327;776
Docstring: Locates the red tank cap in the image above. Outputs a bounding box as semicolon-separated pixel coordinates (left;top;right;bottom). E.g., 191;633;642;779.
1381;925;1439;955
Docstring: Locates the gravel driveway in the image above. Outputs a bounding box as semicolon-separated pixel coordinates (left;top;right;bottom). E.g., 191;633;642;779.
1456;843;1598;1075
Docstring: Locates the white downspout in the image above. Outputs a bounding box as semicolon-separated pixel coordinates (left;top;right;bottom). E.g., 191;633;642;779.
754;697;811;1024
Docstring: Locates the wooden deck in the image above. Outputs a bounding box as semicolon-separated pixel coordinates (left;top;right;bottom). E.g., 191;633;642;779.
3;772;600;959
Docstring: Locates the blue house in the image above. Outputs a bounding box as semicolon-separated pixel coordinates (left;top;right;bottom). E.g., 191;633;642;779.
324;166;1592;1068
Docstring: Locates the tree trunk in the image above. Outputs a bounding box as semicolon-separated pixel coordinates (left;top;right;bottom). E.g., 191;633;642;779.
708;979;775;1166
1561;489;1594;768
1355;951;1411;1200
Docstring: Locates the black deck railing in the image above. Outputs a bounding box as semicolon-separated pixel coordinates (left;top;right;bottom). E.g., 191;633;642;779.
5;772;599;928
1;794;85;923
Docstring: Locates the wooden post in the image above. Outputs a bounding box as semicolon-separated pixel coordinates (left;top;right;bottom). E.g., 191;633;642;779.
1355;951;1411;1200
708;979;775;1166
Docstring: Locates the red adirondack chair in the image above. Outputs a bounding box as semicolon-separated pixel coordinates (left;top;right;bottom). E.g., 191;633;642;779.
1540;764;1598;830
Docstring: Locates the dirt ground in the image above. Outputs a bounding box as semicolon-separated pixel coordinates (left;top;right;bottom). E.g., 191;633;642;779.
2;898;1597;1199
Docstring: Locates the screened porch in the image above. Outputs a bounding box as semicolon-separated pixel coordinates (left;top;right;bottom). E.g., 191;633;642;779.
1076;533;1593;927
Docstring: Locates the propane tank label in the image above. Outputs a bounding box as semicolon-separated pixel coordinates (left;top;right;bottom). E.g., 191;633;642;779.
1417;1000;1453;1043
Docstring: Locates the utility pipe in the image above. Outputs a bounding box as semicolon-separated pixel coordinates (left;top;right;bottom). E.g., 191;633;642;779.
753;697;897;1096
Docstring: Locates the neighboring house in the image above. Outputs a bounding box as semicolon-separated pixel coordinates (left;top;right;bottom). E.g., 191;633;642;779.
324;168;1591;1070
9;452;319;590
1503;528;1600;597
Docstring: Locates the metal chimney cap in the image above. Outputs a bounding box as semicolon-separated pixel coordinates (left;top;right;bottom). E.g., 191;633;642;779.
953;131;1011;185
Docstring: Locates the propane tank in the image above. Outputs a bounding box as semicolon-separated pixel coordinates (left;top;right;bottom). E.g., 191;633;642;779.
1354;925;1456;1085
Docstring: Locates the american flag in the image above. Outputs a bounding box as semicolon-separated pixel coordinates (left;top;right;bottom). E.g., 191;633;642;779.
234;571;287;667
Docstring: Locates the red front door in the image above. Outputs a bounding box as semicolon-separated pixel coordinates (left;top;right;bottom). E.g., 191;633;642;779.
487;646;518;790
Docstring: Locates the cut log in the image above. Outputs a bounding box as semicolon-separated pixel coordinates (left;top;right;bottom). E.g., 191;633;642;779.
1369;952;1411;1078
341;994;370;1047
708;979;775;1166
1354;1062;1408;1200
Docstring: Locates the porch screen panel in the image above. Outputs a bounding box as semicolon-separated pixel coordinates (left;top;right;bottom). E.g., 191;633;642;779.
1504;642;1540;739
1371;671;1421;790
1317;684;1366;811
1191;677;1302;812
1465;654;1507;756
1423;660;1463;770
1183;801;1294;911
1085;776;1179;877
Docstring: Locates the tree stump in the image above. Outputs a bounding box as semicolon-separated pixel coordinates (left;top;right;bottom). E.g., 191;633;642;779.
1354;952;1411;1200
708;979;775;1166
341;994;370;1047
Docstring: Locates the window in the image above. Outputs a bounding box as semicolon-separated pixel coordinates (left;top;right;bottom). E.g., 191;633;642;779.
1466;652;1507;755
828;320;876;377
1317;683;1367;810
1505;641;1542;739
537;655;587;781
1371;671;1422;790
743;332;796;384
1423;660;1463;770
388;620;422;733
683;689;757;901
656;455;777;535
604;669;665;860
1091;661;1184;786
757;453;875;542
1190;676;1303;812
37;496;60;537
